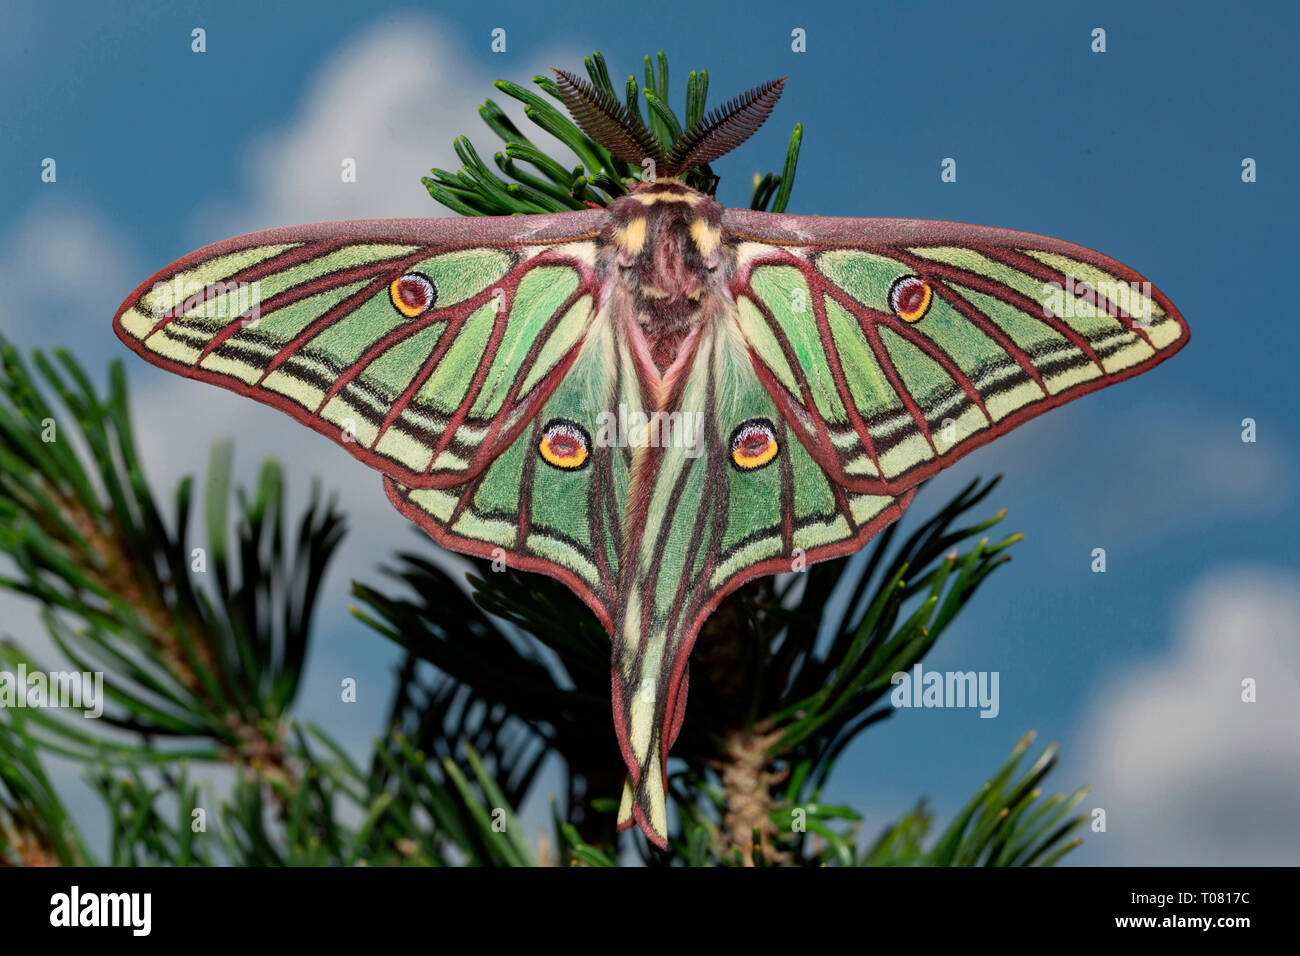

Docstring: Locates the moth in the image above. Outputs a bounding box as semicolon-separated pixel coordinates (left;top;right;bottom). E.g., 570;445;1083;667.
113;70;1189;847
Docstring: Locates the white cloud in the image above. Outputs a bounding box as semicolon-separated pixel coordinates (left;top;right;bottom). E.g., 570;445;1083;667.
0;197;139;351
192;14;582;237
1076;567;1300;864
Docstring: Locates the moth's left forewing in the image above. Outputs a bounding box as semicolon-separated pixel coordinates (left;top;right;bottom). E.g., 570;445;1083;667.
113;212;606;490
722;209;1189;497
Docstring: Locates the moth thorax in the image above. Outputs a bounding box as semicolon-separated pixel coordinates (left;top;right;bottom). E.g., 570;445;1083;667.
608;187;724;374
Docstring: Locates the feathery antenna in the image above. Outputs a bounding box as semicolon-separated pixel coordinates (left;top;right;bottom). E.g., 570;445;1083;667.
664;77;787;176
552;69;666;168
551;67;788;180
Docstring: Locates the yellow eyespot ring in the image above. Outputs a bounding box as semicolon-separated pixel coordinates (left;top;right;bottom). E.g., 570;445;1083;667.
888;275;932;323
389;273;437;318
729;418;779;471
538;419;591;471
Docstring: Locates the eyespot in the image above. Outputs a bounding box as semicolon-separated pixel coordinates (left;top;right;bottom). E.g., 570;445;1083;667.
888;275;932;323
729;418;779;471
538;419;591;471
389;273;437;318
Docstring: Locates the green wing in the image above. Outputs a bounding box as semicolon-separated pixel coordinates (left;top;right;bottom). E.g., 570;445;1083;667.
112;214;605;489
723;213;1190;494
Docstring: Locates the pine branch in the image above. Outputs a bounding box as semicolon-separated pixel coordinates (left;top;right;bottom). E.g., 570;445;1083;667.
0;710;91;866
0;339;558;866
351;555;623;847
0;339;345;779
859;733;1089;867
423;50;802;212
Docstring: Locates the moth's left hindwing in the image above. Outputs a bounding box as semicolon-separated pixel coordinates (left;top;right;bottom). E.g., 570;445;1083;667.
112;214;605;489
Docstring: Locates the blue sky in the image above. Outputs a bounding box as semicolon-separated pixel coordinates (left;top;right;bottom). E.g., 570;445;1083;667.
1;0;1297;864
